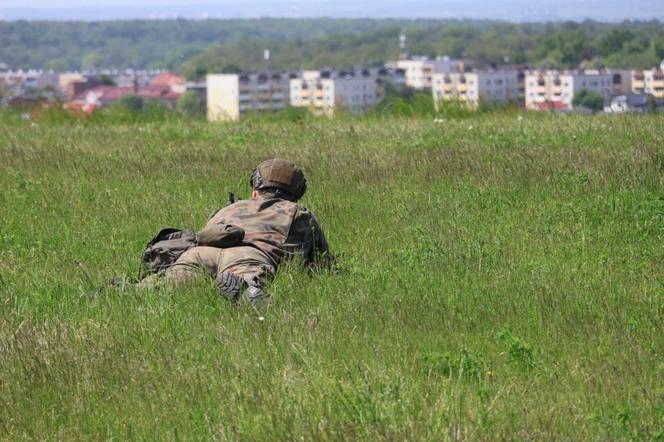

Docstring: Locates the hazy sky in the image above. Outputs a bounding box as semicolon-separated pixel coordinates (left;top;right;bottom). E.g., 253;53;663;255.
1;0;663;21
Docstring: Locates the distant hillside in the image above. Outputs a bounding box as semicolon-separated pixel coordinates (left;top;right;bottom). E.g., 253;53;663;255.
0;19;663;75
183;21;664;78
0;18;443;70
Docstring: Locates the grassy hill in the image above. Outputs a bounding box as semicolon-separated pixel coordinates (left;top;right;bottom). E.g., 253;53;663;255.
0;112;662;439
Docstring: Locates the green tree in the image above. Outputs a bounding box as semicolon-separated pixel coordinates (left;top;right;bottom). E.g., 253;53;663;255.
646;95;658;113
99;74;116;86
184;65;208;81
118;94;144;111
45;58;70;72
598;28;635;56
82;52;102;69
176;91;203;117
653;32;664;60
572;89;605;112
221;64;242;74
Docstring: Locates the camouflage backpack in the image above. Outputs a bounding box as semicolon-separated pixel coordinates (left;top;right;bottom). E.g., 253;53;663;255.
141;228;198;275
140;222;245;277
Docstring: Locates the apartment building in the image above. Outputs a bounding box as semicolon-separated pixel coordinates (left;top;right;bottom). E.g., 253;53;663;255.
631;67;664;99
289;70;380;115
432;70;521;108
525;70;613;111
374;67;406;91
207;72;290;122
385;56;463;90
607;69;632;95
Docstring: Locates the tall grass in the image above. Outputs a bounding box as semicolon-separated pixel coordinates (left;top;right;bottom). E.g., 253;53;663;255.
0;112;663;440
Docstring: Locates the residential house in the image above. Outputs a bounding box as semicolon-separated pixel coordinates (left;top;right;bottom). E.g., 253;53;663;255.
67;82;181;113
604;93;653;113
151;72;186;94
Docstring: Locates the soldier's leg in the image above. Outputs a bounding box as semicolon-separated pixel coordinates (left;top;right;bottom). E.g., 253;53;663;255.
137;246;223;289
216;263;275;305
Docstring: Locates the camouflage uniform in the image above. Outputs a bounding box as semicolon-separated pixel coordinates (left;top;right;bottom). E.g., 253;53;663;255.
154;195;331;289
139;159;330;300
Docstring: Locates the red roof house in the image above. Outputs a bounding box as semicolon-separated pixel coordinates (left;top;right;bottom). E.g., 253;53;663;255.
151;72;186;93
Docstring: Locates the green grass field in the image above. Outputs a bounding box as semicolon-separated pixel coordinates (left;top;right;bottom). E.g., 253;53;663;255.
1;112;663;440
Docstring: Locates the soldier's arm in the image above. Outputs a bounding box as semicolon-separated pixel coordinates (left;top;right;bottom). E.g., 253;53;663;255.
306;211;334;271
196;223;244;248
197;206;244;248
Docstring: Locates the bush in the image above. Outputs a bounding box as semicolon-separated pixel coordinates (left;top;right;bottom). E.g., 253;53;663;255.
243;106;311;123
572;89;605;112
118;94;144;112
176;91;204;118
373;91;437;118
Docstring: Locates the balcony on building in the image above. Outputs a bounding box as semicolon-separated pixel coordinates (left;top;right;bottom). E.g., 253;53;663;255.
314;82;324;98
239;74;251;93
552;77;562;96
457;76;467;93
270;73;284;92
632;71;645;89
256;73;270;91
257;90;272;101
443;75;453;93
300;81;309;98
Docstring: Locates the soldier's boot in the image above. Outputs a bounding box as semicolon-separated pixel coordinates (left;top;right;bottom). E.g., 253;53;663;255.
215;271;272;313
245;285;273;309
215;271;246;301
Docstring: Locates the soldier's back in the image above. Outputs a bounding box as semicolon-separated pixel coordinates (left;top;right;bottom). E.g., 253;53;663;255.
207;197;299;267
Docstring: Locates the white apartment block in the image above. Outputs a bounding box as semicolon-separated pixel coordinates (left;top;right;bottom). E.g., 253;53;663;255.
525;70;613;111
631;68;664;99
289;70;380;115
385;56;463;90
207;72;290;122
432;71;520;108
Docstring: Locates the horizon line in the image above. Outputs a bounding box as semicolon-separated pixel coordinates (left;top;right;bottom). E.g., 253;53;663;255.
1;16;663;23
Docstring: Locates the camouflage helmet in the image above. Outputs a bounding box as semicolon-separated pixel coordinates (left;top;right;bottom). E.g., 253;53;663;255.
250;159;307;200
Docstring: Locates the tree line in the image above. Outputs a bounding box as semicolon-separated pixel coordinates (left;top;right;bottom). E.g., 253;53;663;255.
1;19;662;77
